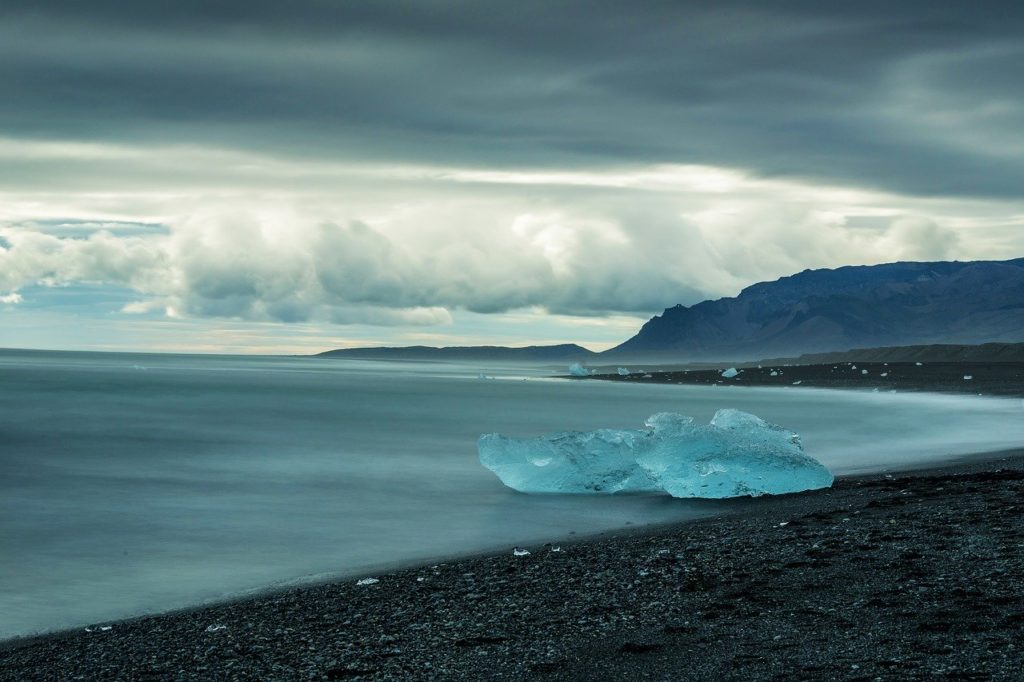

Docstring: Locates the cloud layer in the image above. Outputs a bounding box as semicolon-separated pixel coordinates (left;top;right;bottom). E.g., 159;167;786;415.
1;2;1023;349
3;1;1023;196
1;160;1019;327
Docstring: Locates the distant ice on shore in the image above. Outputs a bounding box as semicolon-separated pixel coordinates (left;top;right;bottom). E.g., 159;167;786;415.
478;409;834;499
568;363;591;377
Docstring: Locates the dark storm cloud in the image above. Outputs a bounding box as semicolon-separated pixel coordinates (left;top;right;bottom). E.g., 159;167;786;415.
3;0;1023;197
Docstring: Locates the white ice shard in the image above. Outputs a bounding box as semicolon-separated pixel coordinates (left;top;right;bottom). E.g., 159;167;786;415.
478;409;833;499
617;367;630;376
721;367;739;378
568;363;590;377
769;371;779;377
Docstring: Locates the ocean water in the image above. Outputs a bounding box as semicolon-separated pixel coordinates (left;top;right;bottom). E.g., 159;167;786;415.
2;350;1023;639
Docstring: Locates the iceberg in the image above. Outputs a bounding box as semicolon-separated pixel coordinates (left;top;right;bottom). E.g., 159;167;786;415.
478;424;657;494
617;367;631;376
478;409;833;499
568;363;590;377
721;367;739;378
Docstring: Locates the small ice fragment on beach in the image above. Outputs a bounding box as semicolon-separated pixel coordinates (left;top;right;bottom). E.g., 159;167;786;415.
792;380;802;385
778;522;789;527
963;375;973;380
479;409;833;499
880;372;888;377
769;371;779;377
643;374;653;378
851;365;857;369
916;362;923;366
205;624;227;633
568;363;589;377
861;369;868;375
550;546;561;553
721;367;739;378
617;367;630;376
513;547;530;557
356;578;380;586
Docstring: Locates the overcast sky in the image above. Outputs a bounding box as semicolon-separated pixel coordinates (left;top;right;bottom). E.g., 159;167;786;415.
2;1;1023;353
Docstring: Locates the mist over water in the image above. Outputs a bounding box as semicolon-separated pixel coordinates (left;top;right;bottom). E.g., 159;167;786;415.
2;350;1023;639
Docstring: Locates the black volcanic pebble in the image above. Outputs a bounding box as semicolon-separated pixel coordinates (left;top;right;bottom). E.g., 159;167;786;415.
2;456;1024;680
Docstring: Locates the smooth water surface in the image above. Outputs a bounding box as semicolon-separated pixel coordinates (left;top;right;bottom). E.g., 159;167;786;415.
2;349;1023;638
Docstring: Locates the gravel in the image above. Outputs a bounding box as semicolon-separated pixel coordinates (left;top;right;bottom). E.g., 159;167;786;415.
3;453;1023;680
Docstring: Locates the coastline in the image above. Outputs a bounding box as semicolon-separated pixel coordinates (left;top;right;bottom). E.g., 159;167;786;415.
3;449;1023;680
581;361;1024;398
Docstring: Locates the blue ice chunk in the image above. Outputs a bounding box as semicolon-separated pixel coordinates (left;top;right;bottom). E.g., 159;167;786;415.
636;409;833;498
478;409;833;499
477;426;659;494
568;363;590;377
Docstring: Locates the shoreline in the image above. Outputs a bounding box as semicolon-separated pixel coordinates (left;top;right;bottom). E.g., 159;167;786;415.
4;449;1023;680
580;361;1024;398
1;447;1015;650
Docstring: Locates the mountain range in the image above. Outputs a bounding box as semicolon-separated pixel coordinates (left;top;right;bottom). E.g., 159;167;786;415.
319;257;1024;362
605;257;1024;361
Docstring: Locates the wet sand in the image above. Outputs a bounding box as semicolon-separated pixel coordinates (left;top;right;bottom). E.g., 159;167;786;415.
3;451;1023;680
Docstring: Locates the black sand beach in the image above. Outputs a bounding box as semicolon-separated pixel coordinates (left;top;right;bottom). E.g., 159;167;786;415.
3;451;1023;680
584;361;1024;398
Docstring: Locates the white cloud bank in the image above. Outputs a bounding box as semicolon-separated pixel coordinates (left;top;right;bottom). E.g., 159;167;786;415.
1;143;1022;330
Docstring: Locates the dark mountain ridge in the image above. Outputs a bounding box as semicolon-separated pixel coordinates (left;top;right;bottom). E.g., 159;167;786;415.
606;257;1024;361
317;343;597;362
